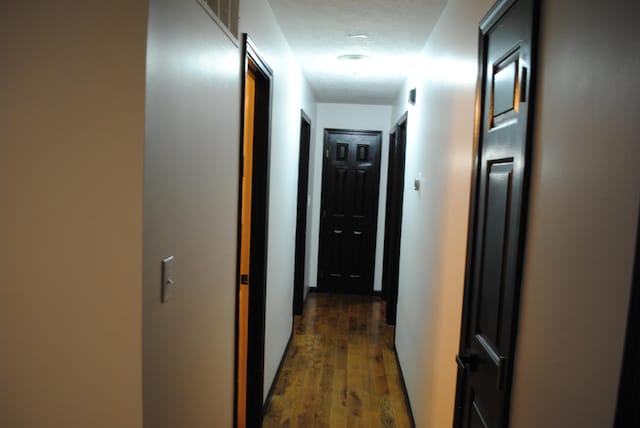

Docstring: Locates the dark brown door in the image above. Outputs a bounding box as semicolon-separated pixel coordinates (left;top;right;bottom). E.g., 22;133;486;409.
293;111;311;316
318;129;382;294
615;209;640;428
382;114;407;325
454;0;538;426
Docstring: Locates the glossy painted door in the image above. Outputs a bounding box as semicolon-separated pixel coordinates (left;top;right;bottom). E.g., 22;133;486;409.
454;0;538;426
318;129;382;294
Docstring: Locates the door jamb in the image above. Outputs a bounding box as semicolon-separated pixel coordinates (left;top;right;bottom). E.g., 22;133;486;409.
381;112;408;326
615;206;640;427
293;110;312;316
234;34;273;428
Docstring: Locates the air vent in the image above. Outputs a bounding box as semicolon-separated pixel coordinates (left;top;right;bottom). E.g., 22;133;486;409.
199;0;239;40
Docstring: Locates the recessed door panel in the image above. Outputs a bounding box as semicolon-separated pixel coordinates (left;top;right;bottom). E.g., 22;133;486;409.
477;161;513;347
353;170;368;217
333;168;348;215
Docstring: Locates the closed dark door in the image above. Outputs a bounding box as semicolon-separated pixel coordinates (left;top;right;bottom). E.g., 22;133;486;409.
382;114;407;325
318;129;382;294
293;111;311;316
454;0;538;427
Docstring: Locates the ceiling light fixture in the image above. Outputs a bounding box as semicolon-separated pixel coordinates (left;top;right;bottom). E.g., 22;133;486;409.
338;54;371;61
348;33;369;39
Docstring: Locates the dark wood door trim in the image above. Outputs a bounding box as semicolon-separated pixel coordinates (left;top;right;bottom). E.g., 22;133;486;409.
382;112;408;325
454;0;540;426
293;110;312;316
235;33;273;428
615;207;640;427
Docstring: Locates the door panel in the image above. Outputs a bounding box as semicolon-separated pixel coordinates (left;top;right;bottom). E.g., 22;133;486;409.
319;129;382;294
455;0;538;426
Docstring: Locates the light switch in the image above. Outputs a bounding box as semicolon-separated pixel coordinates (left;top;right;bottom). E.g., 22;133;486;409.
414;173;424;191
162;256;175;303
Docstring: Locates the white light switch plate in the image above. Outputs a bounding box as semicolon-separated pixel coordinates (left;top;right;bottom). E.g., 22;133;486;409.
162;256;175;303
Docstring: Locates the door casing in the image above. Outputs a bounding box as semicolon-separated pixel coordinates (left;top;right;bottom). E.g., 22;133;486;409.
293;110;312;316
382;113;408;325
234;34;273;428
615;207;640;427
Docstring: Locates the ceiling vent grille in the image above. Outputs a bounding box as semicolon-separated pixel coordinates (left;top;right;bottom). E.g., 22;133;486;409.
199;0;239;41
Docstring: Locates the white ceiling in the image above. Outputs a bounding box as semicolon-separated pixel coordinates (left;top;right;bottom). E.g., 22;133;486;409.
267;0;447;105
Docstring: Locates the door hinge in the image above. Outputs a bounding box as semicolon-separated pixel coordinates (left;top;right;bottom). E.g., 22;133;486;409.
325;148;329;159
240;274;249;285
323;210;326;219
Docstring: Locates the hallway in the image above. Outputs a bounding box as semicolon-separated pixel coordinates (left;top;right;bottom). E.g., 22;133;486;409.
262;293;412;427
3;0;640;427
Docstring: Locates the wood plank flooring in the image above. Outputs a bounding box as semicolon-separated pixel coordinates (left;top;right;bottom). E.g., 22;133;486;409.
262;293;413;428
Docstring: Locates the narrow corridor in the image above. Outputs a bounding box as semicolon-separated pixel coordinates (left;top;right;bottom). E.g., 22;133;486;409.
262;293;412;427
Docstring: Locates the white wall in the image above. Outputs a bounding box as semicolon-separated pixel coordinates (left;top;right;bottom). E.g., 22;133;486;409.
308;103;393;292
239;0;317;401
0;2;146;427
510;2;640;426
392;1;640;427
144;0;315;424
390;0;493;426
143;1;240;426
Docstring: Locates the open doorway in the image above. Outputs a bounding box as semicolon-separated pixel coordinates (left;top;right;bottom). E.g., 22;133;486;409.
381;113;408;325
235;35;272;428
293;110;312;316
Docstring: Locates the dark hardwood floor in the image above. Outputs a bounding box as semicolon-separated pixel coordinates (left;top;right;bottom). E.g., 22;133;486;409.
262;292;413;427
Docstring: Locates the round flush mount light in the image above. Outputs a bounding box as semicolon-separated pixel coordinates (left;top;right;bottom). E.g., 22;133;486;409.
338;54;371;61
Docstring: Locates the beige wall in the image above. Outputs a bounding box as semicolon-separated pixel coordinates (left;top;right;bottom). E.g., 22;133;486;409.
144;1;317;425
510;2;640;427
143;0;240;426
0;2;147;427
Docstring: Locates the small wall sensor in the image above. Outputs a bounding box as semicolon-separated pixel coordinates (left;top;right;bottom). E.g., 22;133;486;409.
409;88;417;105
414;173;424;191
